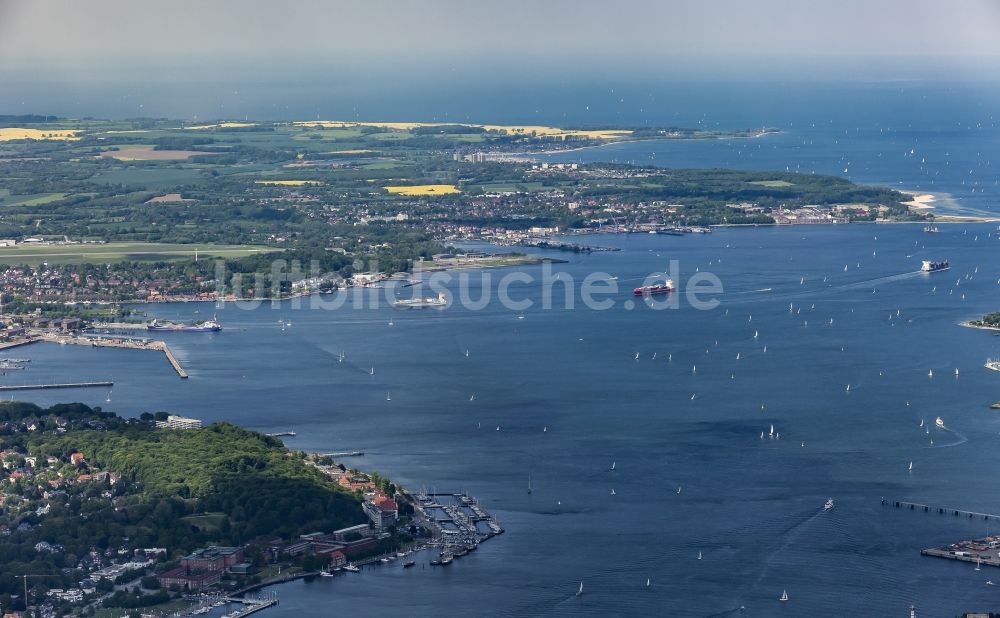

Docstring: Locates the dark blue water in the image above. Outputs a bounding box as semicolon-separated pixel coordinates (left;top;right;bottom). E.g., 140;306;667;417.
7;223;1000;616
5;80;1000;615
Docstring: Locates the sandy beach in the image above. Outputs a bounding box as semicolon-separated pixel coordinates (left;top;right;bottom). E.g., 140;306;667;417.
900;191;937;210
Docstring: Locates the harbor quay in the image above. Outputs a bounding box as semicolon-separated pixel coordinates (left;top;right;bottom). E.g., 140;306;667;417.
1;331;189;378
922;536;1000;568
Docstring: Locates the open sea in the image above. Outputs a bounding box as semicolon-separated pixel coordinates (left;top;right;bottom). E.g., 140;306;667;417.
4;79;1000;615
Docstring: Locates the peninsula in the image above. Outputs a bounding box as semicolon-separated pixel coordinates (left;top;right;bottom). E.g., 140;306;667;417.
0;115;923;312
0;401;498;616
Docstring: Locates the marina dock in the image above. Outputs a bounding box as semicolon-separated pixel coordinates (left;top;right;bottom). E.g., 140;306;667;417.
413;491;505;542
0;381;113;391
222;597;278;617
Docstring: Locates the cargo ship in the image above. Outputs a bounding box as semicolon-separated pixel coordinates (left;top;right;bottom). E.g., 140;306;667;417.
634;279;676;296
920;260;950;273
146;317;222;332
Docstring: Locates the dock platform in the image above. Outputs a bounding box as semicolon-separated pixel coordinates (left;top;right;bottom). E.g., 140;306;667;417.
162;344;187;378
0;381;113;391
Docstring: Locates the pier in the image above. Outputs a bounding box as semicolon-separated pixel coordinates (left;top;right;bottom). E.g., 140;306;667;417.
222;597;278;617
883;498;1000;520
0;381;113;391
28;332;190;379
413;491;505;543
162;344;188;378
320;451;364;457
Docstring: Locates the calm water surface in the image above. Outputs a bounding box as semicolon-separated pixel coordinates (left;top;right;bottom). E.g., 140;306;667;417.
5;80;1000;615
7;224;1000;616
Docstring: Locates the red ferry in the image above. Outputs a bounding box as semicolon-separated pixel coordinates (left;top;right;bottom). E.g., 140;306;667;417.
634;279;676;296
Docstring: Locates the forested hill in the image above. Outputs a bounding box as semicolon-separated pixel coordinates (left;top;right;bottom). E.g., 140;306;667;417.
0;402;365;598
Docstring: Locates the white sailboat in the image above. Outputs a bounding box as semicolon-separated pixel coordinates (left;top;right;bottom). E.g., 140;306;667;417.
386;392;391;401
576;582;584;597
697;551;702;560
611;461;616;471
769;424;774;438
646;578;651;588
908;461;913;472
780;590;789;602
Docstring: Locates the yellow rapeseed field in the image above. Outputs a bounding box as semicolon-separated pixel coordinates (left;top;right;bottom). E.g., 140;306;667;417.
293;121;631;140
0;128;81;141
385;184;461;196
255;180;319;186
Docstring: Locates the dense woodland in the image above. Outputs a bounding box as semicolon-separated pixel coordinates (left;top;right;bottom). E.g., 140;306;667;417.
0;402;365;604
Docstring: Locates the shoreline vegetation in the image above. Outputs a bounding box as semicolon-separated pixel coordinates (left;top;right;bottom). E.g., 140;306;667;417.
963;312;1000;331
0;402;426;616
0;113;928;311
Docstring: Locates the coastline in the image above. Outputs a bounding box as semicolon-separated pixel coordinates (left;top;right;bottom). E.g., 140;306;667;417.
899;190;1000;222
960;320;1000;332
506;129;779;158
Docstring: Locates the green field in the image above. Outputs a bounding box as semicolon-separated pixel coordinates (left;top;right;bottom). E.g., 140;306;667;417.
749;180;795;187
0;192;68;207
0;242;274;265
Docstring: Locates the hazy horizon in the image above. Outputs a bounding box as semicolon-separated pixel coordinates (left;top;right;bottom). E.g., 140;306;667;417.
2;0;1000;121
2;0;999;78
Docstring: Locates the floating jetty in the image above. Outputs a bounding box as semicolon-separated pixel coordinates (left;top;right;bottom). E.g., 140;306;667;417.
0;381;113;391
266;431;297;437
413;491;505;543
321;451;364;457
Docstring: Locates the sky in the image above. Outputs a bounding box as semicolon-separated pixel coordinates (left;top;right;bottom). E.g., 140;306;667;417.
1;0;999;120
1;0;999;74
